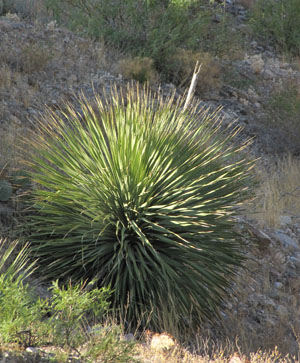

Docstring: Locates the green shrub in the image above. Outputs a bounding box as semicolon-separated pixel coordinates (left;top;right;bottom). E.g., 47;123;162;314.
24;85;254;333
0;242;136;361
46;0;205;67
47;280;137;362
249;0;300;55
0;239;40;346
45;0;239;81
48;280;111;349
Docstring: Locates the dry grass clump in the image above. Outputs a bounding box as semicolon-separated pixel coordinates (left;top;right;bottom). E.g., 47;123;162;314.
250;155;300;227
118;51;222;93
18;43;51;74
170;49;222;96
118;56;159;85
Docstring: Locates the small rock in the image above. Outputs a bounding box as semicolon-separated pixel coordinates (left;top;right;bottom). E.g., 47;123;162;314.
247;87;259;102
212;14;222;23
240;98;249;106
276;305;289;320
273;251;286;265
122;333;134;341
26;347;39;354
5;13;20;22
280;62;290;69
247;224;272;251
289;256;300;268
274;281;283;290
239;107;248;115
249;54;264;74
275;230;299;250
279;215;292;227
264;298;276;311
228;353;244;363
237;14;247;22
285;227;294;236
9;114;21;125
150;333;175;352
46;20;57;31
263;69;275;80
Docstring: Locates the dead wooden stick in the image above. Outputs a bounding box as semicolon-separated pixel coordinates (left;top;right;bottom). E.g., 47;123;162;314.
183;61;201;112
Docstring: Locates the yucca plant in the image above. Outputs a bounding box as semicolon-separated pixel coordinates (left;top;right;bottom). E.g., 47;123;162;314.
0;238;35;284
24;85;254;332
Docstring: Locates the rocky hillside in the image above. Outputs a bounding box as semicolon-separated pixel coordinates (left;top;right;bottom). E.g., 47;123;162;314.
0;0;300;361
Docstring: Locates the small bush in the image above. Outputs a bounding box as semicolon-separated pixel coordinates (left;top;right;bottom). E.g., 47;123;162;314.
0;239;39;346
24;84;254;333
0;243;136;361
169;49;222;96
47;280;111;349
118;57;159;85
18;43;51;74
249;0;300;55
262;80;300;155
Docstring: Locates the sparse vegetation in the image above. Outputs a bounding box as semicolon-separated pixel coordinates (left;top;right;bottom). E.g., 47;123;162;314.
251;155;300;227
45;0;241;87
1;0;47;19
250;0;300;55
17;42;51;74
262;80;300;155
